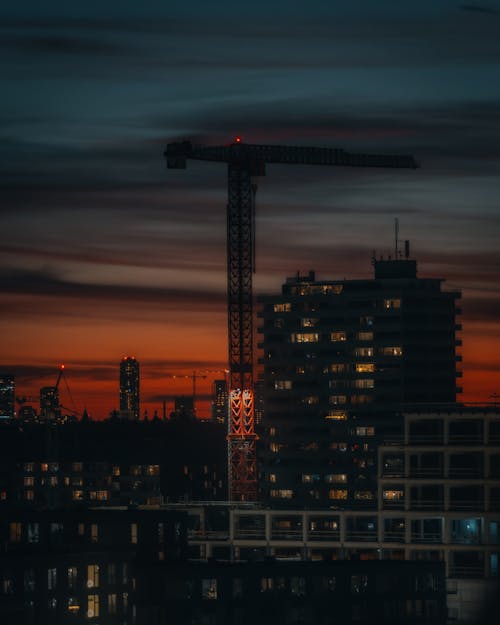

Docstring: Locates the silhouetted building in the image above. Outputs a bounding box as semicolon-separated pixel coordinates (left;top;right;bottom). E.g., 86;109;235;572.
143;558;446;625
0;506;187;625
172;396;195;421
257;257;461;508
0;419;227;506
119;356;140;420
0;374;15;419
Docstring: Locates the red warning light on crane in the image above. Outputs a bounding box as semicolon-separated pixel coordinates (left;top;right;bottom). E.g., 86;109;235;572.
234;136;242;144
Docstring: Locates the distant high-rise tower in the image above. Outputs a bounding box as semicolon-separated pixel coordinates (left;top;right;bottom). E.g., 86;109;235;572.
119;357;140;420
211;379;228;423
40;386;60;420
0;374;15;419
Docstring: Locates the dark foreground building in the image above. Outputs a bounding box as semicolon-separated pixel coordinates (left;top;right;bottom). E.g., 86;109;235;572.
141;558;446;625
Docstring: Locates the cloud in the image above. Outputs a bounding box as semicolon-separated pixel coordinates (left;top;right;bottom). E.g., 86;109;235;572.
459;4;500;14
0;267;226;309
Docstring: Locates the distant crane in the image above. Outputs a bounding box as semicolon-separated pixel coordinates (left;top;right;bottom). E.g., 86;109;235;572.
165;138;418;501
166;369;228;416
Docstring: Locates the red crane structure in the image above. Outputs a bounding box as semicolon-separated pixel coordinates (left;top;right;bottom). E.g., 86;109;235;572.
164;139;418;501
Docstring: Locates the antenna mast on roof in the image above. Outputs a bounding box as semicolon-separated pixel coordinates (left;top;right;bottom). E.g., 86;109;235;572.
394;217;399;258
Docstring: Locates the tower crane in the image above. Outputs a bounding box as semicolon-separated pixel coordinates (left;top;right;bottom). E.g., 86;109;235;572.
165;139;418;501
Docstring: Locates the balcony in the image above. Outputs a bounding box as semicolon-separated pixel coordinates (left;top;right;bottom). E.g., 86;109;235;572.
448;565;484;579
409;499;444;511
410;532;443;544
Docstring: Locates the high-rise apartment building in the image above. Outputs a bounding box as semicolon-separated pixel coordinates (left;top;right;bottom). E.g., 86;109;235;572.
0;375;15;419
257;257;461;507
119;356;140;420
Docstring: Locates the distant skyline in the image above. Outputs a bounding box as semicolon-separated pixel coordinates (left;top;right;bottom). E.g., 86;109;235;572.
1;1;500;418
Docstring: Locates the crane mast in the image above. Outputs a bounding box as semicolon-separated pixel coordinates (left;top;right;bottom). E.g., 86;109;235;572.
165;139;418;501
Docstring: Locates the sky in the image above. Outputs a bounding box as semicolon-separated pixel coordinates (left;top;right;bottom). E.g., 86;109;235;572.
1;0;500;419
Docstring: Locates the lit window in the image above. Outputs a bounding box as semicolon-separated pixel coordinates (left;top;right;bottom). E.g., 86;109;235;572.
47;568;57;590
325;474;347;483
146;465;160;476
41;463;48;472
24;462;34;472
383;299;401;309
328;363;347;373
25;490;34;501
49;463;59;473
67;598;79;613
354;491;374;500
108;593;117;615
304;395;319;405
270;489;294;499
202;578;218;599
350;395;373;404
360;316;373;326
301;318;319;327
72;490;83;501
291;332;319;343
90;524;98;543
274;380;292;390
357;332;373;341
112;466;120;477
269;474;277;483
9;522;21;543
329;395;347;405
355;426;375;436
274;303;291;313
87;564;99;589
354;347;373;357
131;523;138;544
87;594;99;618
49;476;58;486
269;427;276;437
355;363;374;373
296;365;305;374
328;489;348;500
353;379;374;389
72;462;83;472
383;490;404;500
381;346;403;356
325;411;347;420
302;474;320;483
330;331;347;342
27;523;39;543
67;567;77;590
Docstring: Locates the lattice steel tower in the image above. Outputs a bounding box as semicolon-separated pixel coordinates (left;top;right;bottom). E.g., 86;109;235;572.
164;139;417;501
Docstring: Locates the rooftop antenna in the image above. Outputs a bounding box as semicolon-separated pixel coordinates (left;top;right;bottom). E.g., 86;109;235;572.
394;217;399;258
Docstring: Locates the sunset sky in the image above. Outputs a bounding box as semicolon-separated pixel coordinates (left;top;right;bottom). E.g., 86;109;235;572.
1;1;500;419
